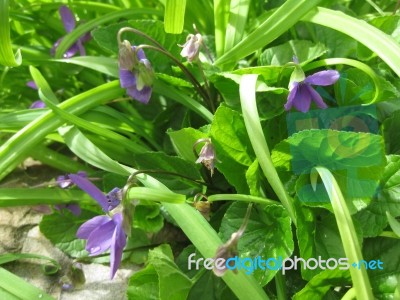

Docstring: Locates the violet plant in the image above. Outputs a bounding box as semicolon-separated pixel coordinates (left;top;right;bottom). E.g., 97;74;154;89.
1;1;400;300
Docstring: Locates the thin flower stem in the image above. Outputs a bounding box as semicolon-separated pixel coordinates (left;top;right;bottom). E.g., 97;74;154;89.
237;203;253;236
207;194;279;206
135;45;212;108
117;27;166;50
196;59;215;112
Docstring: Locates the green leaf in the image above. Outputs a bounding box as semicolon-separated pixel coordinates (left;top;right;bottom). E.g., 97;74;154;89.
164;0;186;34
224;0;250;54
386;211;400;237
259;40;326;66
363;238;400;298
127;264;159;300
383;110;400;155
210;105;254;193
293;269;351;300
355;155;400;237
0;268;53;300
52;56;119;77
211;73;286;118
0;0;22;66
303;7;400;78
134;204;164;232
135;151;202;191
59;126;132;176
39;210;98;258
246;159;264;197
127;244;192;300
55;8;163;58
215;0;322;67
0;253;61;274
168;127;208;161
271;129;385;202
219;202;293;286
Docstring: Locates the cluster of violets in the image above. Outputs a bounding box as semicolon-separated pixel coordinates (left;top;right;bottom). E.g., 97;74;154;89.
29;5;340;113
39;4;341;281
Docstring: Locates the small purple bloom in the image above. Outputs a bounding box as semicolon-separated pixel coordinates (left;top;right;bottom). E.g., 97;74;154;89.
179;33;202;63
29;100;46;109
194;138;217;176
77;212;126;279
51;5;91;58
284;58;339;113
118;41;154;104
27;81;46;109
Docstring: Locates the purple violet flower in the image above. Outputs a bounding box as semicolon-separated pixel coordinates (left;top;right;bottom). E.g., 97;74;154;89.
76;212;126;279
284;58;340;113
70;174;126;279
118;40;154;104
51;5;91;58
27;81;46;109
179;33;202;63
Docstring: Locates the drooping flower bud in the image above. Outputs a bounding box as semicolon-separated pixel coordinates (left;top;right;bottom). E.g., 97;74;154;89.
179;33;202;63
194;138;217;176
118;40;135;70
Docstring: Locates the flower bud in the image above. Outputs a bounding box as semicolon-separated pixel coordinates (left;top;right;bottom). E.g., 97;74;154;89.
118;40;135;70
179;33;202;62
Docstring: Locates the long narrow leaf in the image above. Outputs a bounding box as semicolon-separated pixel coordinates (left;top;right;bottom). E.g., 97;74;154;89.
302;7;400;78
55;8;162;58
164;0;186;34
239;74;297;225
0;0;22;66
224;0;250;53
0;268;53;300
314;166;374;300
215;0;322;67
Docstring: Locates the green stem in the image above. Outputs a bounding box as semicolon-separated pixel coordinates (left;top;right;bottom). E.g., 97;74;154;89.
239;74;297;226
341;287;356;300
208;194;279;206
314;166;374;300
379;231;400;239
126;187;186;203
275;272;287;300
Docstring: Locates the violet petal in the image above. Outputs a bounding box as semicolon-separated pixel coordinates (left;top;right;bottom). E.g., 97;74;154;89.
76;39;86;56
284;82;299;111
29;100;46;109
304;70;340;86
126;85;152;104
59;6;76;33
109;213;126;279
307;85;328;109
86;220;115;255
63;43;80;58
119;69;136;88
27;81;38;90
68;174;110;212
293;84;312;113
76;215;110;239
